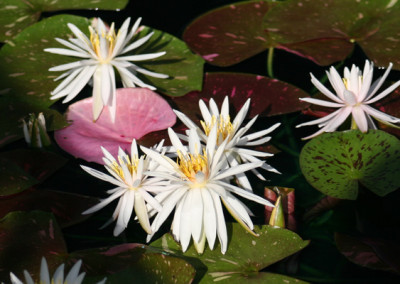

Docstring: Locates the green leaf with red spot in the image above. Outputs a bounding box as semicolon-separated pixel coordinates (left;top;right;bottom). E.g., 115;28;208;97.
183;0;276;67
171;72;310;124
150;223;309;283
0;0;129;41
300;130;400;200
0;211;67;281
264;0;400;67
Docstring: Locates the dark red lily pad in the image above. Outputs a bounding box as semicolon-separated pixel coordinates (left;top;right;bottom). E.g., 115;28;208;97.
264;0;400;67
0;189;97;228
171;72;309;123
55;88;176;164
183;1;276;67
303;196;342;222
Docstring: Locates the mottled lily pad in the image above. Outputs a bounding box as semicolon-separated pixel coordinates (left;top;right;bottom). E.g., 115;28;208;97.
55;88;176;164
150;223;309;283
171;72;310;123
0;211;67;281
300;130;400;200
264;0;400;67
183;0;276;66
0;0;129;41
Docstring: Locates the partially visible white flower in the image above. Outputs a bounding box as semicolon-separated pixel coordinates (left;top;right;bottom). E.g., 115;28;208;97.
141;127;274;254
297;60;400;139
9;257;106;284
22;112;51;148
174;96;280;192
81;139;168;236
45;17;168;122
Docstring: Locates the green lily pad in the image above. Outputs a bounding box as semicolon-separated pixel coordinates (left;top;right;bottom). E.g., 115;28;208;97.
69;244;196;283
151;223;309;283
135;26;205;96
0;189;98;228
264;0;400;67
0;211;67;281
171;72;310;123
0;0;129;41
300;130;400;200
183;0;276;67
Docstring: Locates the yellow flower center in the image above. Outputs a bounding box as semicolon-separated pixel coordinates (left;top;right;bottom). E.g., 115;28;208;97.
177;150;209;185
109;154;139;187
201;115;234;144
89;22;116;63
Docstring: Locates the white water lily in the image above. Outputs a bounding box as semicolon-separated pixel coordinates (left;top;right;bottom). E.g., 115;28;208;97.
45;17;168;122
81;139;168;236
297;60;400;139
174;96;280;192
10;257;106;284
141;127;274;254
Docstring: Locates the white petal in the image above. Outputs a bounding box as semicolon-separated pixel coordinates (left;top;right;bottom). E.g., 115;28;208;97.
53;264;64;283
209;190;227;254
116;52;166;61
201;188;217;249
311;72;343;103
10;273;24;284
218;181;274;207
300;97;343;108
121;32;154;54
365;63;393;101
40;257;51;284
199;99;212;123
361;104;400;123
190;188;204;243
44;48;91;58
220;96;229;117
82;189;126;215
352;107;368;132
65;260;82;283
80;165;126;187
134;190;152;234
365;78;400;104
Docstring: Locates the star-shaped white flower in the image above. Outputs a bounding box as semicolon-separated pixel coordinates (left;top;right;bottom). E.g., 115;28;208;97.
45;17;168;122
174;96;280;192
10;257;106;284
81;139;168;236
141;127;274;254
297;60;400;139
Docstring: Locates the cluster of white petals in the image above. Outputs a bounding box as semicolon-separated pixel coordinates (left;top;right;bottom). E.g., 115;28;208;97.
45;17;168;122
297;60;400;139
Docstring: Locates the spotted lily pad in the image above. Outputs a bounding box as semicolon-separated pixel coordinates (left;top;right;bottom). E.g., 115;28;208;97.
300;130;400;200
55;88;176;164
150;223;309;283
183;1;276;66
264;0;400;67
0;0;129;41
171;72;310;123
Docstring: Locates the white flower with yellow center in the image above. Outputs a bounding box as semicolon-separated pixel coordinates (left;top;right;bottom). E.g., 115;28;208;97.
45;17;168;122
10;257;106;284
81;139;168;236
297;60;400;139
141;127;274;254
174;96;281;192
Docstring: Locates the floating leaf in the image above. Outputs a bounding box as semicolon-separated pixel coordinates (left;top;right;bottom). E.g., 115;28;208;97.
151;223;309;283
171;72;310;123
300;130;400;200
136;26;205;96
183;1;275;66
55;88;176;164
0;0;129;41
335;233;400;273
0;211;67;281
0;189;98;228
69;244;196;283
264;0;400;67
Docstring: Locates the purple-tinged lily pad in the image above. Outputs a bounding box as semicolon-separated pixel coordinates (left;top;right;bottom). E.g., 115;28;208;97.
0;0;129;42
171;72;309;123
300;130;400;200
151;223;309;283
55;88;176;164
0;211;67;281
183;1;276;67
335;233;400;273
264;0;400;67
0;189;97;228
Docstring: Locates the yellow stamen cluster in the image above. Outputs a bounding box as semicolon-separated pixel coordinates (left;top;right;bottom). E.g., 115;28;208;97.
109;154;139;181
201;115;234;142
177;150;208;182
89;23;116;62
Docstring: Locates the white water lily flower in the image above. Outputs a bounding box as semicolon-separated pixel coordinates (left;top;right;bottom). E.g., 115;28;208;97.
297;60;400;139
141;127;274;254
174;96;280;192
45;17;168;122
10;257;106;284
81;139;168;236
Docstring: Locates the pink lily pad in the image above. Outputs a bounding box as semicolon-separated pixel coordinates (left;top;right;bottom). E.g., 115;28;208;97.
171;72;310;123
55;88;176;164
